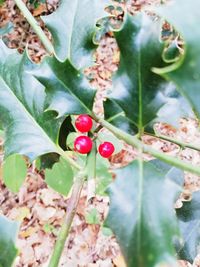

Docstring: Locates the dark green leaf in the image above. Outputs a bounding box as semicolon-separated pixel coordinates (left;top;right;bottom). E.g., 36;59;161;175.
42;0;110;68
3;154;27;193
104;13;170;134
33;57;96;117
45;157;73;195
106;160;182;267
40;153;60;170
0;41;63;161
153;0;200;119
59;116;75;151
0;215;19;267
176;191;200;263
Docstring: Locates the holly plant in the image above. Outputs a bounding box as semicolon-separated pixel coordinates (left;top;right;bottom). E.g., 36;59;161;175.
1;0;200;266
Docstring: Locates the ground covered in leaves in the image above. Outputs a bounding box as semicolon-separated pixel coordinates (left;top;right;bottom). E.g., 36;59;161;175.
0;0;200;266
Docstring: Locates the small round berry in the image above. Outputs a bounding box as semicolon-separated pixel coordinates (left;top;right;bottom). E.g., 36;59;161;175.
98;142;115;158
75;114;93;133
74;136;93;154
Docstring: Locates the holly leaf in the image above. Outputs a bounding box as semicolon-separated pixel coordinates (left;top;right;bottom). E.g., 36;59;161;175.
105;160;182;267
153;0;200;119
176;191;200;263
2;154;27;193
42;0;110;68
0;41;63;161
45;157;73;195
104;13;172;134
33;56;96;117
0;215;19;267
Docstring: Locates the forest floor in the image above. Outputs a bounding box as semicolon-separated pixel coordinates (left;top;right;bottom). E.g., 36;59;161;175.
0;0;200;266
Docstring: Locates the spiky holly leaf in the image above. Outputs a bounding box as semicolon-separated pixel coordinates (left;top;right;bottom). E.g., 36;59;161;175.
33;56;96;117
0;41;63;161
176;191;200;263
153;0;200;119
104;13;175;135
106;160;183;267
0;215;19;267
42;0;110;68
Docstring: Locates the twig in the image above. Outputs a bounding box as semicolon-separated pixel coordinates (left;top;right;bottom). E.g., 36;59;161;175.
146;132;200;152
48;170;86;267
94;115;200;176
14;0;54;55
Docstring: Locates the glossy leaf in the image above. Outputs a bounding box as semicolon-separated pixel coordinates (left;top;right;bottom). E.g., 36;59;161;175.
106;160;182;267
104;13;170;134
0;215;19;267
176;191;200;263
2;154;27;193
0;41;63;161
45;157;73;195
153;0;200;119
42;0;110;68
33;56;96;117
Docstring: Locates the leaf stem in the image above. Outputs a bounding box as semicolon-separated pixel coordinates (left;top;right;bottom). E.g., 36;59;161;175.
95;116;200;176
86;142;97;201
48;170;86;267
146;132;200;152
14;0;54;55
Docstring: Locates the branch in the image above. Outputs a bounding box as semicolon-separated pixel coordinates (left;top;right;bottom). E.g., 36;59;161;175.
146;132;200;152
14;0;54;55
95;116;200;176
48;144;96;267
48;170;86;267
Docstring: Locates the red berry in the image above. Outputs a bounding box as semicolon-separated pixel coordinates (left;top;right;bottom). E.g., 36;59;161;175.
75;114;93;133
74;136;93;154
98;142;115;158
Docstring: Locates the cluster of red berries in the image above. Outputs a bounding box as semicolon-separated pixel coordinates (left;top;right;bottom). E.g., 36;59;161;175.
74;114;115;158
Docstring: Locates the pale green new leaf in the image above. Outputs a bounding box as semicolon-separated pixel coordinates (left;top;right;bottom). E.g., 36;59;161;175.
153;0;200;119
0;215;19;267
3;154;27;193
0;41;63;161
42;0;110;68
106;160;183;267
45;157;73;196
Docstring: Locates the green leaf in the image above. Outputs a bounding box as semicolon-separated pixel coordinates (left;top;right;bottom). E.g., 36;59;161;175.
0;41;63;161
33;57;96;117
176;191;200;263
59;116;75;151
106;160;182;267
97;132;123;155
153;0;200;119
104;13;171;134
66;132;79;150
0;215;19;267
2;154;27;193
85;208;100;224
42;0;110;68
45;157;73;195
101;226;113;237
95;154;112;196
